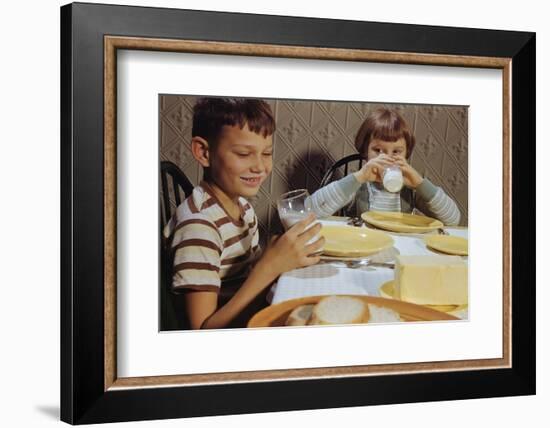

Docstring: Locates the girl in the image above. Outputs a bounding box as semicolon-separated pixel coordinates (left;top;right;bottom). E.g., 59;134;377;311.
308;107;461;225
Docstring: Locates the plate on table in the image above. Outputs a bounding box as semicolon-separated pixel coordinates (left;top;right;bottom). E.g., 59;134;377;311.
361;211;443;233
320;225;394;257
320;246;399;264
379;280;468;316
424;235;468;256
248;294;458;328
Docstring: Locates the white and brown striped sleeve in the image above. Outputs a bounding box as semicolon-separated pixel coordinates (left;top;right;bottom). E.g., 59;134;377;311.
170;215;224;293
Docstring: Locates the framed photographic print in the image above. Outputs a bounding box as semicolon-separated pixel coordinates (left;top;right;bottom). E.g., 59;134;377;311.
61;2;535;424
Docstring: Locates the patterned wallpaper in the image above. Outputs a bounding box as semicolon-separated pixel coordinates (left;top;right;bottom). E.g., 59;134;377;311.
160;96;469;242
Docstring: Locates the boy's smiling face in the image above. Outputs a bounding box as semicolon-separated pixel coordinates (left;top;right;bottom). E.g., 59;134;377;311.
207;123;273;199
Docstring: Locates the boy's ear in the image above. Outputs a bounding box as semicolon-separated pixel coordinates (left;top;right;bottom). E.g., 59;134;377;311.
191;136;211;168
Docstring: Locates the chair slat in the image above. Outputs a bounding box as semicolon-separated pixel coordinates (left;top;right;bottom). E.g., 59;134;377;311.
160;161;195;225
319;154;364;217
160;171;170;226
173;175;181;207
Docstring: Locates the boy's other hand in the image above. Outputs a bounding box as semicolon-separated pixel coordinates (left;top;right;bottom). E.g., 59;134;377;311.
392;156;423;188
354;154;394;184
259;213;324;278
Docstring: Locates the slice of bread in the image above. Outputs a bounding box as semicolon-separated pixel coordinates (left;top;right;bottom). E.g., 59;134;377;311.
308;296;370;325
367;304;401;323
285;304;315;326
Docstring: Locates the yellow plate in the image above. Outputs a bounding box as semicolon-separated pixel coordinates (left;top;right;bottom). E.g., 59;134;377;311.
320;225;394;257
379;280;468;314
361;211;443;233
248;294;458;328
424;235;468;256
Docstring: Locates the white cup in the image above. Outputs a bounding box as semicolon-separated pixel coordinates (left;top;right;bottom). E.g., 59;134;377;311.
277;189;323;248
382;165;404;193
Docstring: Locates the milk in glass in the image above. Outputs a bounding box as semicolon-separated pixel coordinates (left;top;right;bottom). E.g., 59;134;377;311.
277;189;323;248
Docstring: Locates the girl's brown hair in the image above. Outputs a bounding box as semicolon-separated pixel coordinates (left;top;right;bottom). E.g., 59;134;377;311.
354;108;415;159
192;97;275;146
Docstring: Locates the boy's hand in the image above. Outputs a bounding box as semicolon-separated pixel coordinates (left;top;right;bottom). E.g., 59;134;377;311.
258;214;324;278
392;156;423;188
354;154;394;184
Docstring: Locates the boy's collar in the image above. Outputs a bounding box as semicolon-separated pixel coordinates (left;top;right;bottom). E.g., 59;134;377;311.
200;181;246;225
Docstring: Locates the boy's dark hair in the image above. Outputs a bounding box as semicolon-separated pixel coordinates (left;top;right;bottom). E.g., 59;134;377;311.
192;97;276;145
354;107;416;159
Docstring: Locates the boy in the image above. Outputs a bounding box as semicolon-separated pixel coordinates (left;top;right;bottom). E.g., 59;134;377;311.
164;98;324;329
309;107;461;225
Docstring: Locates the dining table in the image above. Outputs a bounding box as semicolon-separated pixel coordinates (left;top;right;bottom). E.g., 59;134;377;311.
266;216;469;320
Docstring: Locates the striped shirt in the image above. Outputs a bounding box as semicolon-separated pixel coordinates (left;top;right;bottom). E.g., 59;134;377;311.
163;182;260;293
364;182;401;212
309;173;461;226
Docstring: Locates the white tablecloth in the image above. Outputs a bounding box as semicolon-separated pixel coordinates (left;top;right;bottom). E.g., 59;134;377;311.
267;263;394;304
267;219;468;313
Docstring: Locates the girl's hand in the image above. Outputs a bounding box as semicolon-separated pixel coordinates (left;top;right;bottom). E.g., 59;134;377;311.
354;154;395;184
258;214;324;278
392;156;424;188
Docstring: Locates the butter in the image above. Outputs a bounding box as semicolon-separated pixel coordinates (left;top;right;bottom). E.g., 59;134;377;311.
394;255;468;305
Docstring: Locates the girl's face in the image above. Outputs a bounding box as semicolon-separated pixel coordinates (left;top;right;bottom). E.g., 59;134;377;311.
365;137;407;160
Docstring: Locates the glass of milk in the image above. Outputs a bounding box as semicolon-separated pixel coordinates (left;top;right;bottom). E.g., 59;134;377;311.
382;165;404;193
277;189;323;250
